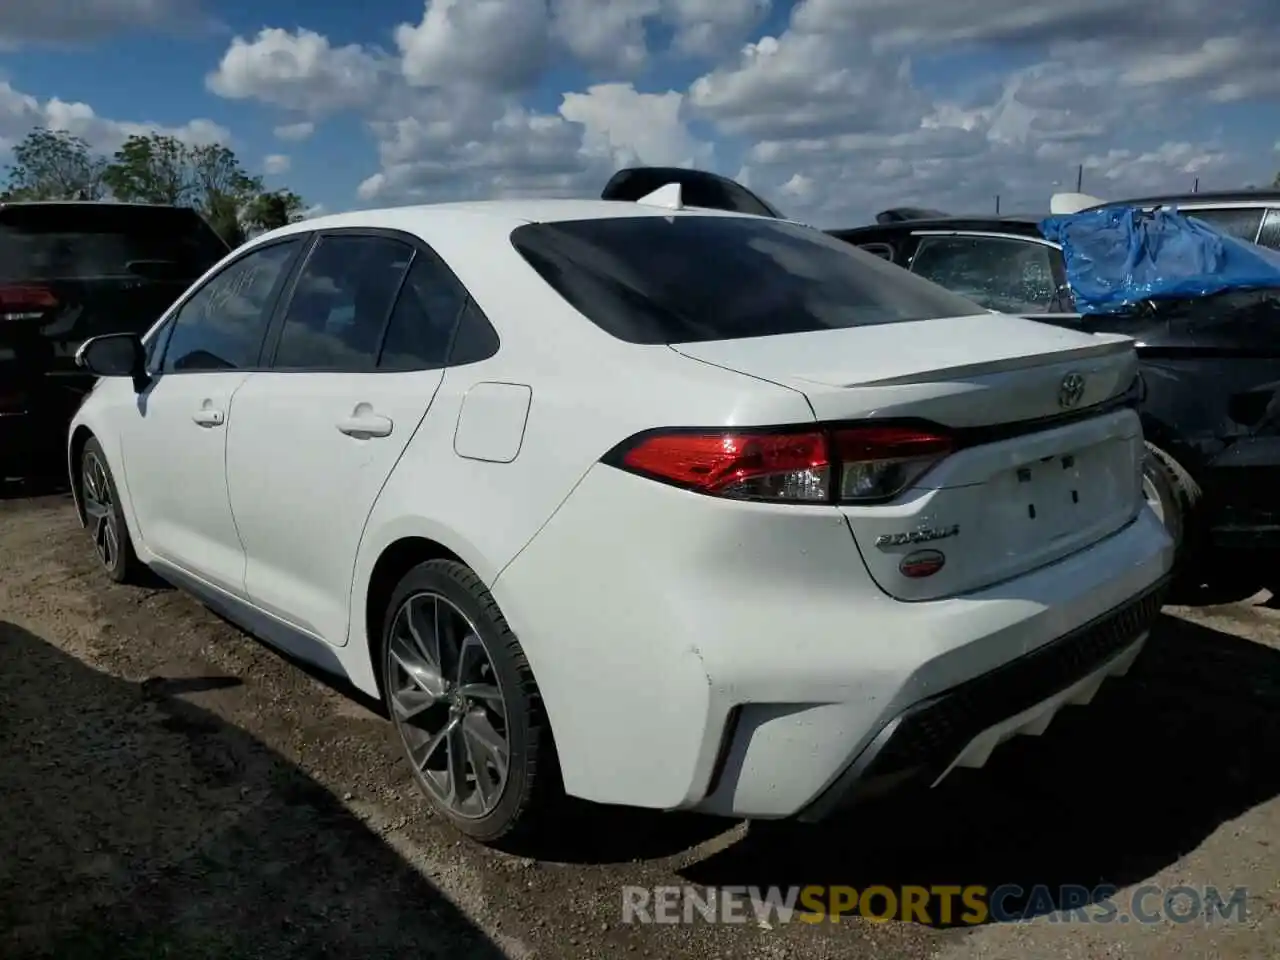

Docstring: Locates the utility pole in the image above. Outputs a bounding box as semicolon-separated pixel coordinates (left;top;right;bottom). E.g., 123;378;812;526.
1193;177;1199;193
995;194;1001;214
1076;164;1083;192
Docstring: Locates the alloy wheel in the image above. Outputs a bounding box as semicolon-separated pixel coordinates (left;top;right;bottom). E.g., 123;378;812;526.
387;591;511;819
82;452;119;570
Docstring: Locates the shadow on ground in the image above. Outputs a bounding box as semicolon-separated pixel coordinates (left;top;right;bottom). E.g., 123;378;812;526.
0;621;509;960
679;613;1280;926
1172;548;1279;606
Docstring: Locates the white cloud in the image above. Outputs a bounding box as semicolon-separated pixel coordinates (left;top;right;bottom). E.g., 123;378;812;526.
396;0;550;90
666;0;771;56
551;0;656;73
263;153;291;175
0;79;228;154
273;121;315;142
0;0;206;47
191;0;1278;221
206;28;389;114
679;0;1280;225
559;83;712;170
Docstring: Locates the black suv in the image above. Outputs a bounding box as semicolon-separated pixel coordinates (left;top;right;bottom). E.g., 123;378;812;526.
831;207;1280;575
0;201;230;480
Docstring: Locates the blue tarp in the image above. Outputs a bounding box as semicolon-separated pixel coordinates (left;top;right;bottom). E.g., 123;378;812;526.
1039;205;1280;315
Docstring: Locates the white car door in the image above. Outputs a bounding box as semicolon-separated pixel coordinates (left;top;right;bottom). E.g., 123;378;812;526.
224;232;474;645
123;236;307;596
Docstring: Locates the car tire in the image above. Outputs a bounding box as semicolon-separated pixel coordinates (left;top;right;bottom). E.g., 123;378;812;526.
79;437;143;584
380;558;559;846
1143;441;1204;568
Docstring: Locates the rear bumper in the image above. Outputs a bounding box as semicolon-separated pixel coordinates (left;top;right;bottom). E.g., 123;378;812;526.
796;579;1165;822
495;463;1175;819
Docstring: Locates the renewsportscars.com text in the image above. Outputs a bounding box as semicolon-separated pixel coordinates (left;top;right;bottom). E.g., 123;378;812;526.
621;884;1249;926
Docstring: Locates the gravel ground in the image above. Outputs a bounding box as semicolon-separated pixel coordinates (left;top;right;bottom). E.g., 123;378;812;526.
2;488;1278;959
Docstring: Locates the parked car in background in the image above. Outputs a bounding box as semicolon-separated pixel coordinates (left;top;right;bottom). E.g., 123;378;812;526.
68;194;1170;846
1084;190;1280;250
0;201;230;481
831;210;1280;576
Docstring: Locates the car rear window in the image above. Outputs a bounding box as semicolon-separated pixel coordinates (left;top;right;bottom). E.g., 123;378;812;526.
0;204;230;283
510;216;985;345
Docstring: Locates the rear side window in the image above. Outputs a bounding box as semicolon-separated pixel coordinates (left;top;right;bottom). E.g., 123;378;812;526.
0;204;229;283
377;254;468;371
510;216;983;345
909;235;1058;314
272;235;413;371
1181;207;1264;244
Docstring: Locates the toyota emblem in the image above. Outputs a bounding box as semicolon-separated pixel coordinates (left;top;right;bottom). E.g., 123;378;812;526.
1058;372;1086;409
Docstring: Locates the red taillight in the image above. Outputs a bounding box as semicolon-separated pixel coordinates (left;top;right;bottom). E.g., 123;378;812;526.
618;430;831;502
0;284;57;322
831;426;954;502
609;423;955;504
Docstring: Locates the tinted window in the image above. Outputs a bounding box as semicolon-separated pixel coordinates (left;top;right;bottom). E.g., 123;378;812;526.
510;216;983;345
0;204;229;283
272;235;412;371
1256;209;1280;250
162;239;301;373
1182;207;1264;243
378;254;467;371
909;236;1057;314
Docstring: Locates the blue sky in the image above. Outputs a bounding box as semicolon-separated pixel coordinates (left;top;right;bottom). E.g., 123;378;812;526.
1;0;1278;226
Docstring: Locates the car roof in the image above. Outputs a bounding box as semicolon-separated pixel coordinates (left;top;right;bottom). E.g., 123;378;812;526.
831;215;1046;240
1096;189;1280;208
271;197;758;239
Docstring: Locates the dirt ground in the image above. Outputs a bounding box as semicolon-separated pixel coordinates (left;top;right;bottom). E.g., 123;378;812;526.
2;489;1278;960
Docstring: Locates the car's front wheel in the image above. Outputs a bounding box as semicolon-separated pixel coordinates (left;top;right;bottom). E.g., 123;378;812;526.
380;559;559;845
79;437;142;584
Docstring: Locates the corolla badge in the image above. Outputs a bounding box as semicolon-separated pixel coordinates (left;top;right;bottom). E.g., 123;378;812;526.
874;524;959;549
1058;372;1086;409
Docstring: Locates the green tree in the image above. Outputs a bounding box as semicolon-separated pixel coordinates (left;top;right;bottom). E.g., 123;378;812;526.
243;189;307;232
103;133;301;246
1;128;108;201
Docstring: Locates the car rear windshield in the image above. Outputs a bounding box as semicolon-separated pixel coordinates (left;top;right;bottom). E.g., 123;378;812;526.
510;216;985;344
0;204;230;283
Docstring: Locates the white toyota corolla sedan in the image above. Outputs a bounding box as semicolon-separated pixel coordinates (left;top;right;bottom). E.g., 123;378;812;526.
67;189;1174;845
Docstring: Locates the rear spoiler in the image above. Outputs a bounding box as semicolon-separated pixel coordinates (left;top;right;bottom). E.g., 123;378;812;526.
601;167;785;219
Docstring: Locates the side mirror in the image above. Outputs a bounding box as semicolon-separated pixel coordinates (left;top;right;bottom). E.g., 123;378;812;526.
76;333;146;380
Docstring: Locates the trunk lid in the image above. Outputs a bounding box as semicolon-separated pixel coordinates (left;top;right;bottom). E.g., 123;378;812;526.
672;313;1146;600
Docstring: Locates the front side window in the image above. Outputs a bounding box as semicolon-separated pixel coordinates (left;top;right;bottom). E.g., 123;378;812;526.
909;235;1058;314
271;235;413;371
161;238;302;373
510;216;983;345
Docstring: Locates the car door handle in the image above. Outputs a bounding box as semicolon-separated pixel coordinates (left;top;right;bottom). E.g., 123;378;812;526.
192;408;225;427
336;414;393;438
